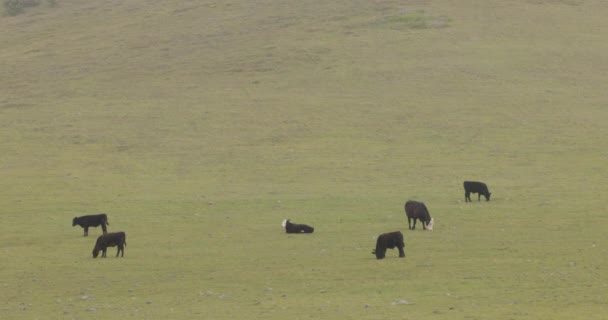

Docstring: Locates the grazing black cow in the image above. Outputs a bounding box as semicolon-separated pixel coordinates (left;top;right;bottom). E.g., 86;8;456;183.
404;200;434;231
92;232;126;258
282;219;314;234
372;231;405;260
72;214;109;236
464;181;491;202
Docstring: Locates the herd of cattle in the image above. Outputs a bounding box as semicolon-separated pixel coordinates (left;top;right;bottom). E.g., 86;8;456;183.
73;181;491;260
281;181;492;260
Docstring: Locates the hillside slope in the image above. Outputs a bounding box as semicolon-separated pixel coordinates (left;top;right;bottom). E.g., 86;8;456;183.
1;0;607;319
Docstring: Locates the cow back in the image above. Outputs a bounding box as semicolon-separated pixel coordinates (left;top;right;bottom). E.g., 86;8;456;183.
405;200;431;222
74;214;108;227
95;232;126;247
464;181;488;193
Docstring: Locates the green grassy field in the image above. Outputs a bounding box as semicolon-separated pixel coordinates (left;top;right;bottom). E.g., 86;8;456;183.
2;0;607;318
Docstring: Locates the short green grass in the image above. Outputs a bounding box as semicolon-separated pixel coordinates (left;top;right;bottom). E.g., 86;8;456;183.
1;0;607;319
381;10;450;29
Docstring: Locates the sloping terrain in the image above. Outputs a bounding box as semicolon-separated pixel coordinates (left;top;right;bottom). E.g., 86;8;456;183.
1;0;607;319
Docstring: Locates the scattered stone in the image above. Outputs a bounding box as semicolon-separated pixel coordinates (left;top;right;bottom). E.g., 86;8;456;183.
87;307;96;312
392;299;413;305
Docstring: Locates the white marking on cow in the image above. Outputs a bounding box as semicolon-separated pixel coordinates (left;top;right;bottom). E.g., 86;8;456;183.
427;218;434;231
281;219;288;228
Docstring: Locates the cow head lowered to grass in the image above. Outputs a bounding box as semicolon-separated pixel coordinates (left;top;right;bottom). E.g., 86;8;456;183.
92;232;126;258
405;200;434;231
372;231;405;260
463;181;492;202
282;219;314;234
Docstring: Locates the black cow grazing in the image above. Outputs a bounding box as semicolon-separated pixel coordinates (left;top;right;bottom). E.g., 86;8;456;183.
372;231;405;260
464;181;491;202
72;213;109;236
92;232;126;258
404;200;434;231
282;219;314;234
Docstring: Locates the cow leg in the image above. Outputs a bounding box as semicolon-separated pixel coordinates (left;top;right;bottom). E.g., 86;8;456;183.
411;218;417;230
398;246;405;258
102;224;107;234
478;193;481;201
84;227;89;237
422;221;427;230
407;217;412;230
102;248;107;258
465;192;470;202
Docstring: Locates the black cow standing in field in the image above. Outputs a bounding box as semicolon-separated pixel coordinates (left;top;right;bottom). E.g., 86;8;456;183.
282;219;314;234
464;181;491;202
72;213;109;236
404;200;434;231
372;231;405;260
92;232;127;258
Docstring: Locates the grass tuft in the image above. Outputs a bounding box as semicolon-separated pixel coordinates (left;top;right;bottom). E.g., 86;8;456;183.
383;10;450;29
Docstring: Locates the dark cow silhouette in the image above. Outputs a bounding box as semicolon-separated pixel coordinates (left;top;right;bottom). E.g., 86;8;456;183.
464;181;491;202
372;231;405;260
282;219;314;234
92;232;126;258
72;214;109;236
404;200;433;230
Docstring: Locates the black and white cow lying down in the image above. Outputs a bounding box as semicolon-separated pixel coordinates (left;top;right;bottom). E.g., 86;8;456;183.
92;232;126;258
464;181;492;202
372;231;405;260
405;200;434;231
282;219;314;234
73;213;109;236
